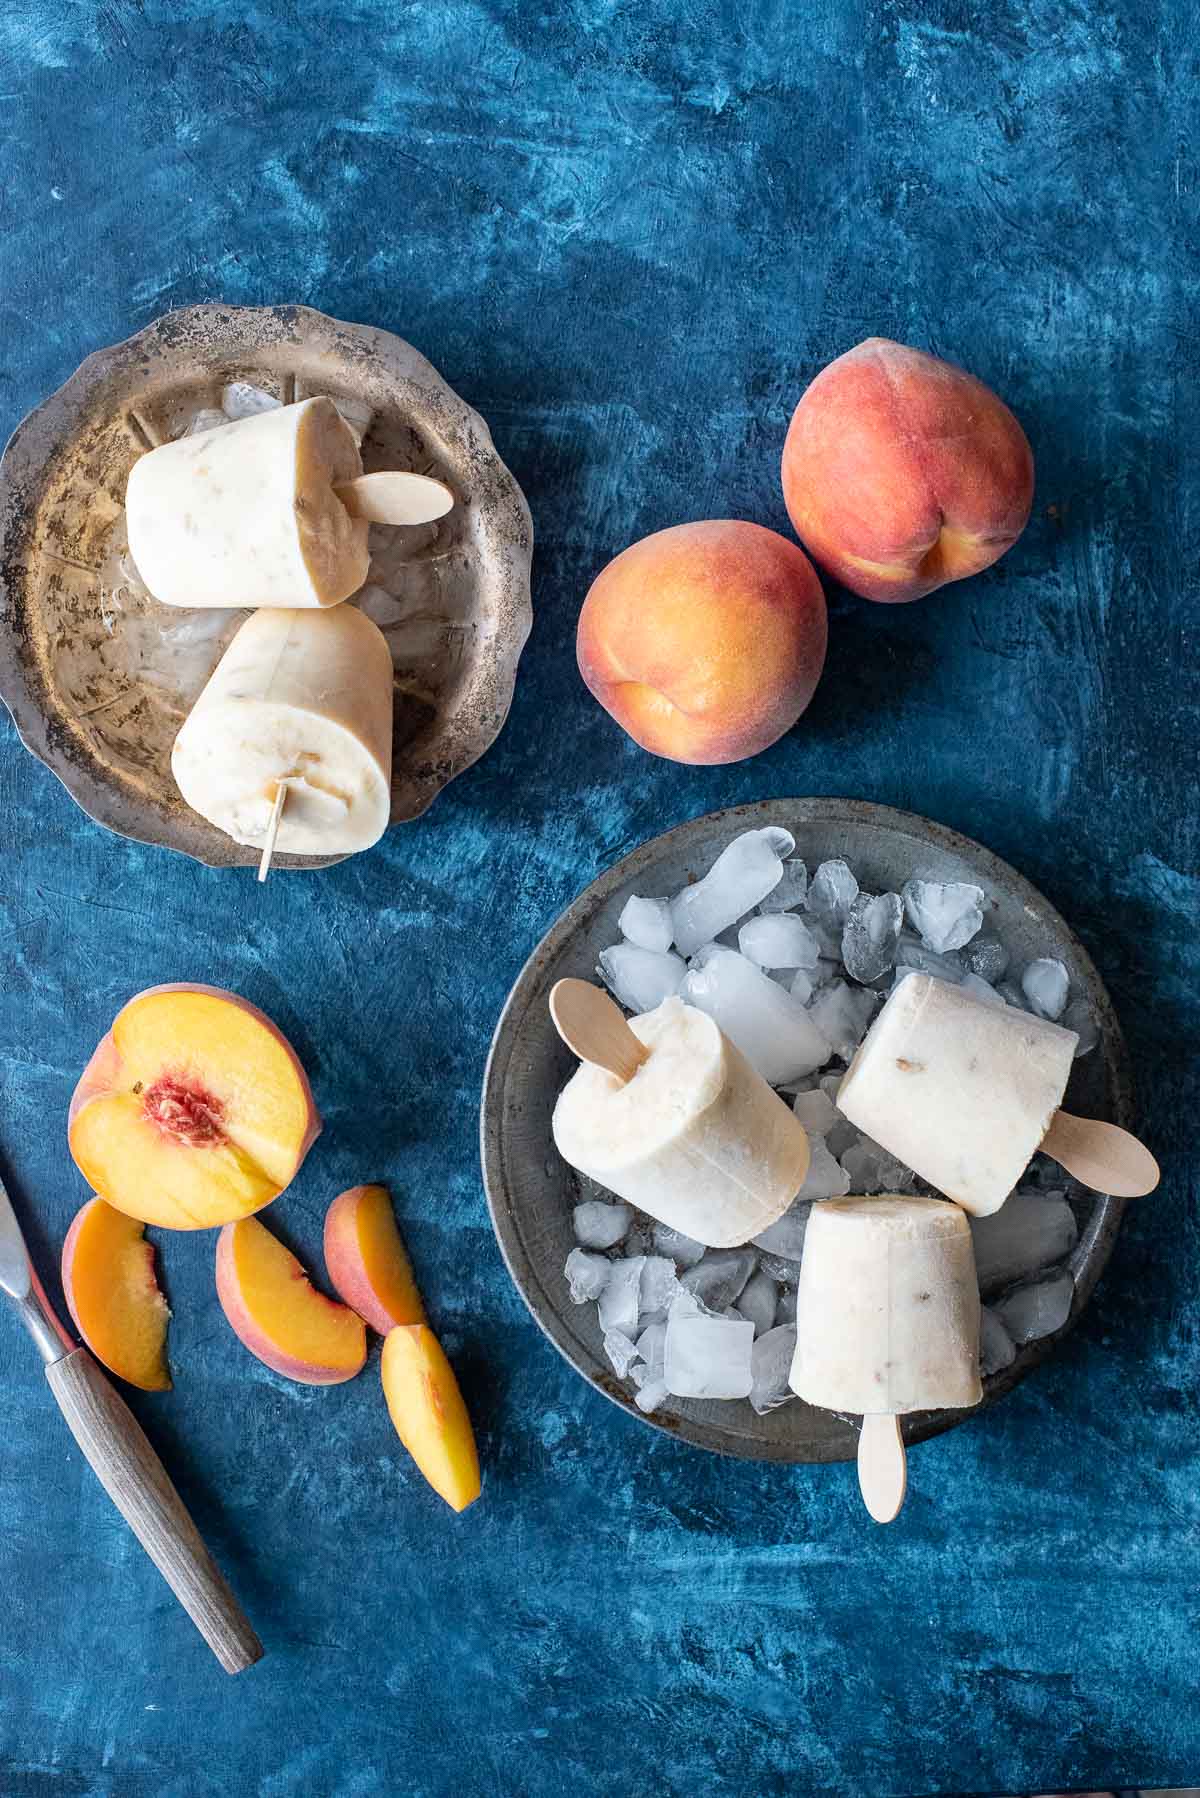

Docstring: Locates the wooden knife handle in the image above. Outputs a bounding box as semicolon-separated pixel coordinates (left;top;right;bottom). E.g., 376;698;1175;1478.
45;1349;263;1674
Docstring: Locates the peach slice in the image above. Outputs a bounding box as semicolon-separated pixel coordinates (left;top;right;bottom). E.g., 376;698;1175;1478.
68;984;320;1230
215;1216;366;1385
381;1325;481;1513
61;1197;171;1391
324;1184;426;1335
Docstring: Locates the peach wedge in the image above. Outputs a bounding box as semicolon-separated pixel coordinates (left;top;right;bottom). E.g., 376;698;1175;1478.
381;1325;481;1514
324;1184;426;1335
216;1217;366;1385
69;984;320;1230
62;1198;171;1391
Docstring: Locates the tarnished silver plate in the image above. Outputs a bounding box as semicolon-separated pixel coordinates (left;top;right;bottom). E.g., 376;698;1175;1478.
0;303;533;868
482;799;1134;1463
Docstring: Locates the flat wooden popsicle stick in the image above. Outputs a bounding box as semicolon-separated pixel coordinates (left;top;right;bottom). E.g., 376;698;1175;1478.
1041;1109;1160;1198
257;779;291;884
548;978;650;1085
334;471;454;525
857;1413;907;1524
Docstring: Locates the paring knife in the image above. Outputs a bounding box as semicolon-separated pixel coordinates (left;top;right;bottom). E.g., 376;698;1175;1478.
0;1170;262;1674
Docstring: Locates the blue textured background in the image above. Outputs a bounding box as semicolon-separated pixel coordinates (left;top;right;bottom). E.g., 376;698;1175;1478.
0;3;1197;1794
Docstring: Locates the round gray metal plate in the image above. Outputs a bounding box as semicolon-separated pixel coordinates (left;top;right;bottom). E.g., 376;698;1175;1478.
481;798;1133;1463
0;303;533;868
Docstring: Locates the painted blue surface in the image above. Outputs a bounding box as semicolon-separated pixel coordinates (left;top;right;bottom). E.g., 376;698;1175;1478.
0;3;1197;1793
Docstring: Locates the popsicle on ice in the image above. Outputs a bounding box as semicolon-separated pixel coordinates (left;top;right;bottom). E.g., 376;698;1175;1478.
172;604;393;856
790;1197;983;1415
126;396;370;610
551;991;810;1249
837;973;1078;1216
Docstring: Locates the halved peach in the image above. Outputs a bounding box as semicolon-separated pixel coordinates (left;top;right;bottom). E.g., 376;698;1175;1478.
380;1325;481;1513
324;1184;426;1335
62;1197;171;1391
68;984;320;1230
215;1216;366;1385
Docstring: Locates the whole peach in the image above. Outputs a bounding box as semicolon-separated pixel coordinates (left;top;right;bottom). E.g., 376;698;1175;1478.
781;338;1034;603
576;520;827;765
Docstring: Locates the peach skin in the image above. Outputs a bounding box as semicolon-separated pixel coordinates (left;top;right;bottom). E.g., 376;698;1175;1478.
576;520;827;765
61;1197;171;1392
68;984;320;1231
324;1184;426;1335
781;338;1034;603
381;1325;481;1513
215;1216;366;1385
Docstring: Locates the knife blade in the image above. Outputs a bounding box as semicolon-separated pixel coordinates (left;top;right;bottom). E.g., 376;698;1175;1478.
0;1167;262;1673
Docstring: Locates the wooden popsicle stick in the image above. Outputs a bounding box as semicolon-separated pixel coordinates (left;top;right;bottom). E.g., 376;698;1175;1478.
857;1413;907;1524
1041;1110;1160;1198
334;471;454;525
257;779;292;884
549;979;650;1085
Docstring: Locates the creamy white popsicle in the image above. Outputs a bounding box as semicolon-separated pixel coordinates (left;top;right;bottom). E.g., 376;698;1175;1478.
126;396;369;609
790;1196;982;1414
836;973;1078;1217
551;996;811;1248
172;604;393;855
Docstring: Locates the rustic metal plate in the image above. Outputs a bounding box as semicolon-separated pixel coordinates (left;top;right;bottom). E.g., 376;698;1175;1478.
0;303;533;868
481;798;1133;1463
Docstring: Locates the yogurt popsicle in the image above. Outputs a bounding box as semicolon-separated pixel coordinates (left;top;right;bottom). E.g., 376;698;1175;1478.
837;973;1078;1216
790;1196;982;1414
551;995;811;1248
172;604;393;855
126;396;369;609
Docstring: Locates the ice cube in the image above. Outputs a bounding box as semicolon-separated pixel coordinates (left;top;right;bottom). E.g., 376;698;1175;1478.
1021;957;1070;1020
969;1190;1078;1294
327;392;375;444
1062;996;1099;1058
603;1330;640;1378
840;1139;915;1195
895;935;965;982
819;1072;843;1102
824;1118;860;1159
792;1088;840;1135
806;980;879;1061
636;1319;667;1369
651;1223;706;1269
752;1200;813;1261
618;894;674;953
597;1256;645;1334
959;972;1004;1007
564;1248;611;1304
680;1248;756;1311
841;892;903;984
775;1287;798;1326
639;1255;682;1318
597;944;685;1014
184;406;229;437
633;1377;670;1414
979;1306;1017;1376
221;380;282;420
797;1141;853;1200
682;946;831;1084
902;879;985;953
994;1271;1074;1344
664;1307;755;1399
573;1200;632;1250
670;828;795;956
734;1269;778;1337
737;913;821;971
962;932;1009;983
756;1249;803;1283
807;859;859;925
759;858;809;913
749;1323;798;1414
789;970;814;1005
